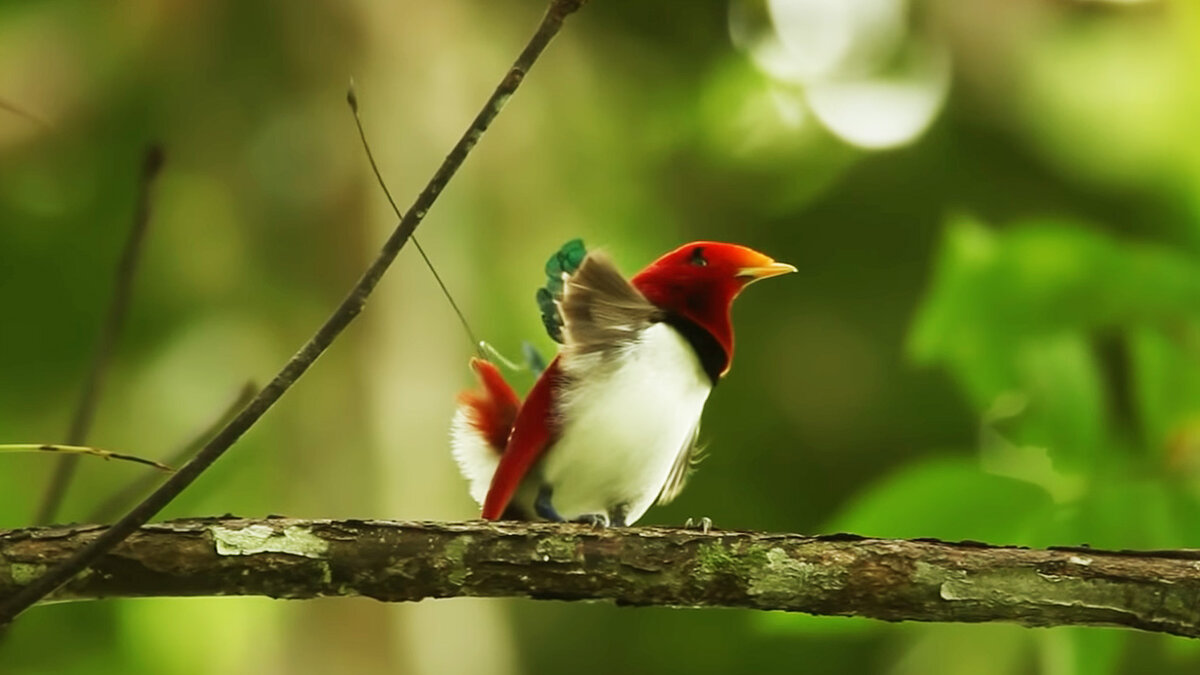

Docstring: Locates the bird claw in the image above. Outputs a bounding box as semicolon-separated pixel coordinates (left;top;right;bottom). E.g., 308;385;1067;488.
684;517;713;534
573;513;610;528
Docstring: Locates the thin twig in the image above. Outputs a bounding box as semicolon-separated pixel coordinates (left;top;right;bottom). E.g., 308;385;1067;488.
87;382;258;523
347;83;485;358
0;445;172;471
0;98;51;130
0;0;590;625
35;144;166;525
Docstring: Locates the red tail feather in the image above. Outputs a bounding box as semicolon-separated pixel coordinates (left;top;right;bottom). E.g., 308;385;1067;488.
458;358;520;453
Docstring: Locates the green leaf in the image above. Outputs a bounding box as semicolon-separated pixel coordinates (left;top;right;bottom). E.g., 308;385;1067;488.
1129;322;1200;465
910;216;1200;409
1003;333;1107;473
826;455;1053;544
1048;477;1195;550
909;215;1200;474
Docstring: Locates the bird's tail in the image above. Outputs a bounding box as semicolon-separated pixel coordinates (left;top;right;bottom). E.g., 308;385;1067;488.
450;358;520;505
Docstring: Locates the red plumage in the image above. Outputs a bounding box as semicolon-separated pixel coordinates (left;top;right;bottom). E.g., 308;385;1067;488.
479;358;563;520
456;358;520;453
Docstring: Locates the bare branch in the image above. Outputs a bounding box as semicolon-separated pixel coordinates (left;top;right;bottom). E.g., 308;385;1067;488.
36;144;166;525
3;519;1198;638
0;0;590;625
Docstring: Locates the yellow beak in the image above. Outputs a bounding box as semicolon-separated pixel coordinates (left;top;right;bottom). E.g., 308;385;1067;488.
737;260;797;283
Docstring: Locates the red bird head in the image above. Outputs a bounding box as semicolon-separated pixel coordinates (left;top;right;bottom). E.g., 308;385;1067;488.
631;241;795;377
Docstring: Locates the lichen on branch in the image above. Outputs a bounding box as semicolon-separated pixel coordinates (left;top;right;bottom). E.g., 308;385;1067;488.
3;518;1199;639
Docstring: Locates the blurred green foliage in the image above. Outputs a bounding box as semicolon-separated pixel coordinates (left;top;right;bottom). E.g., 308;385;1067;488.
2;1;1200;674
896;216;1200;551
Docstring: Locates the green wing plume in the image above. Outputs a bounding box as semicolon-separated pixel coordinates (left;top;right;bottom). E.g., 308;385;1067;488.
536;238;586;343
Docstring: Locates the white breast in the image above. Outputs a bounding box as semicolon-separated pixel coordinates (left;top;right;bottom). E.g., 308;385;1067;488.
541;322;712;525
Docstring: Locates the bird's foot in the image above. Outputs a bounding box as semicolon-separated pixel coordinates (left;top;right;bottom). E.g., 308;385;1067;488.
535;485;565;522
572;513;611;528
608;503;629;528
684;516;713;534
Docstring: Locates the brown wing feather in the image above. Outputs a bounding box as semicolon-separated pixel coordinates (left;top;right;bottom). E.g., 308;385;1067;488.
656;423;704;505
560;253;661;360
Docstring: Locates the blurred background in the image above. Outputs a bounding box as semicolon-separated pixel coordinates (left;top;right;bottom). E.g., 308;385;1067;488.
2;0;1199;673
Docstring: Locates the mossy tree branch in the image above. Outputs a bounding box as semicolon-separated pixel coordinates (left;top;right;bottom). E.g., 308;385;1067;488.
3;518;1199;638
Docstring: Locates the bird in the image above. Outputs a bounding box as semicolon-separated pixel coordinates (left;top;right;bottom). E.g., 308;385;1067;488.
450;240;795;526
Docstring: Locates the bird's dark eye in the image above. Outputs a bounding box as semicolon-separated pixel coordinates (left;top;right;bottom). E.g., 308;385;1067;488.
689;247;707;267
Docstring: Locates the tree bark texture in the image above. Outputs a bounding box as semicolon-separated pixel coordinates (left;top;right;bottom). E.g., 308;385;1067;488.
3;518;1199;638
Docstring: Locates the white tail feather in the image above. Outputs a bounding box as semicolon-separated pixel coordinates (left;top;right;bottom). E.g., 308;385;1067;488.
449;408;501;506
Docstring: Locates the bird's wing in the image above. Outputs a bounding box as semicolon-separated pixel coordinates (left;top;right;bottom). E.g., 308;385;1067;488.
656;422;705;505
480;357;563;520
559;252;660;365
